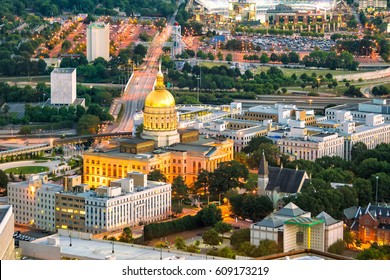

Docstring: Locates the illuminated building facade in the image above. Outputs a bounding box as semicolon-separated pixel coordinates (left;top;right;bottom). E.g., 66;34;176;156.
83;70;234;187
55;173;171;234
86;22;110;62
142;68;180;148
7;174;63;231
83;137;233;187
344;204;390;245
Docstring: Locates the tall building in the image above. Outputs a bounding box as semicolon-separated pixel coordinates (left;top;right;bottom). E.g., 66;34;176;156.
55;173;171;234
337;113;390;160
0;205;15;260
50;68;76;106
7;174;63;231
87;22;110;62
142;67;180;148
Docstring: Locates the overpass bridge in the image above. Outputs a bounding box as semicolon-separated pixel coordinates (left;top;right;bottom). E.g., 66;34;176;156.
0;143;52;159
52;132;133;146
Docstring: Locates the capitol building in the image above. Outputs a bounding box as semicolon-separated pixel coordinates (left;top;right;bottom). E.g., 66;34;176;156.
142;69;181;147
83;70;234;187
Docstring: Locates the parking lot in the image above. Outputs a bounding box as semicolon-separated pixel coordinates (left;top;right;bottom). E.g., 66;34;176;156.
253;35;335;52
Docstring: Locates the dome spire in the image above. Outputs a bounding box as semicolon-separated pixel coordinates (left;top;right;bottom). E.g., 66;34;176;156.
156;60;165;89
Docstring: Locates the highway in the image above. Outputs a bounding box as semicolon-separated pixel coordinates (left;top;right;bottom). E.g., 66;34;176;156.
112;22;174;133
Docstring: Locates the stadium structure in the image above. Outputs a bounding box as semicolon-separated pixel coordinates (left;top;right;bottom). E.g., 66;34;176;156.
194;0;337;20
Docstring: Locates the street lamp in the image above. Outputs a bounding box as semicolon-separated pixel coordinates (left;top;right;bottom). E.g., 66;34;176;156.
68;226;72;247
160;238;166;260
375;176;379;205
219;193;224;205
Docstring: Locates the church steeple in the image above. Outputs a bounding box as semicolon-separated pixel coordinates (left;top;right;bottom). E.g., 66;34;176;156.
258;150;269;178
257;150;269;196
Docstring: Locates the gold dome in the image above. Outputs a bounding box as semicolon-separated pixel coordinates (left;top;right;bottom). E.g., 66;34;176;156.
144;71;175;108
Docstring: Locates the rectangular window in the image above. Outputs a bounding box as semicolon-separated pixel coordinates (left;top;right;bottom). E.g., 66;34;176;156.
296;231;304;244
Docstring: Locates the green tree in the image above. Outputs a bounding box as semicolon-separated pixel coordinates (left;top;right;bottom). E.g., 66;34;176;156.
202;228;223;247
210;161;249;195
260;53;269;63
118;227;133;243
242;195;273;221
254;239;282;257
242;136;273;154
344;229;354;248
61;40;72;52
148;169;167;182
356;245;390;260
353;178;372;206
194;169;211;195
213;221;233;237
351;142;368;162
0;169;9;189
172;175;188;197
225;54;233;62
230;228;250;250
328;239;345;255
174;237;186;250
76;114;100;135
18;126;32;135
135;124;144;138
200;204;222;226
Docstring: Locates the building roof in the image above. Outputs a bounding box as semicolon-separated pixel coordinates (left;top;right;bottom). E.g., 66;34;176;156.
255;249;352;260
276;202;306;217
51;68;75;74
284;217;324;227
28;231;222;260
255;217;284;228
316;211;339;226
265;166;307;194
167;143;215;154
0;206;9;223
344;203;390;221
343;206;358;220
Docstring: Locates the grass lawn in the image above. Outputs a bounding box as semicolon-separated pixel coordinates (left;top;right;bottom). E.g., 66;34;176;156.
5;166;49;174
199;61;228;68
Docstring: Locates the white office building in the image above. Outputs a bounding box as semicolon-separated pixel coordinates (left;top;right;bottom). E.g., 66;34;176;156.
270;126;345;161
35;184;64;232
86;173;171;233
199;118;273;152
325;99;390;122
338;113;390;160
7;174;63;230
87;22;110;62
50;68;77;105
